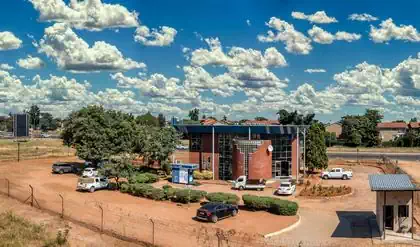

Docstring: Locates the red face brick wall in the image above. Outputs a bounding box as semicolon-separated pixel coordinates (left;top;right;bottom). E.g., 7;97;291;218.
188;133;220;179
232;143;245;180
248;140;272;180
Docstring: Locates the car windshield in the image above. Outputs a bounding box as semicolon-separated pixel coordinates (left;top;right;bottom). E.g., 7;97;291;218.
78;177;94;184
280;184;290;188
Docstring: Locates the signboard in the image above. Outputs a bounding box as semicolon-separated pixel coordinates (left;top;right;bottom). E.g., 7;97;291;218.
179;169;188;184
13;114;29;137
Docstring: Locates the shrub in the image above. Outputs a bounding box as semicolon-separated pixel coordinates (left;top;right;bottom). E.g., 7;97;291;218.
151;188;166;201
206;192;240;205
164;187;179;200
171;189;207;203
269;200;299;216
299;185;352;197
132;184;154;197
129;173;159;184
242;194;298;216
120;183;130;193
162;184;172;190
193;170;213;180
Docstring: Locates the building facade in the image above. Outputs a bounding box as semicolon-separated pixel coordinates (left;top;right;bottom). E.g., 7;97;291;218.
377;122;407;142
174;124;306;181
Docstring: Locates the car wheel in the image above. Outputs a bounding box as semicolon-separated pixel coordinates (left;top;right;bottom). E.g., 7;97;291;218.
211;215;218;223
239;186;244;191
323;175;328;180
89;187;95;193
59;170;64;174
342;175;348;180
231;210;238;217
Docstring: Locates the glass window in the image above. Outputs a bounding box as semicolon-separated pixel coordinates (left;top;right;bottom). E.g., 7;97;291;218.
190;134;201;151
398;205;409;217
238;178;244;182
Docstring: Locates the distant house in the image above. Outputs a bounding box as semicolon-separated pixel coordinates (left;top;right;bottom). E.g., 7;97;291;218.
408;122;420;130
325;122;342;138
243;120;279;126
377;122;407;142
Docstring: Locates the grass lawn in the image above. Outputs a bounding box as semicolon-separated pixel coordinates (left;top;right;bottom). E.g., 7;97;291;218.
0;211;69;247
328;146;420;153
0;139;75;161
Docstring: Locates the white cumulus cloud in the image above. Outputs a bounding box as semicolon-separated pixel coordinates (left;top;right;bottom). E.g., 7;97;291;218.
308;25;361;44
17;56;45;69
0;31;22;50
304;69;326;73
37;23;145;72
0;64;14;70
258;17;312;55
370;18;420;43
134;26;177;46
29;0;139;31
348;13;378;22
291;11;338;24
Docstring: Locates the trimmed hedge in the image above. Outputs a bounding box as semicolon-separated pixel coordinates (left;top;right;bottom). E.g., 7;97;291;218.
193;170;213;180
242;194;298;216
206;192;240;205
171;189;207;203
129;173;159;184
120;183;130;193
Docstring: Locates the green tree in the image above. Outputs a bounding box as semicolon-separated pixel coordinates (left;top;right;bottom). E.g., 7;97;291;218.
202;114;206;119
158;113;166;127
410;117;418;122
393;120;406;123
28;105;40;129
99;155;134;188
189;108;200;121
136;112;159;126
39;112;57;131
61;106;137;164
306;123;328;171
223;115;227;121
255;116;268;121
277;109;315;125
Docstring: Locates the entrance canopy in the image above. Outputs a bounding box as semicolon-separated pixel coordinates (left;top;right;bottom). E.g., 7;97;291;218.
174;124;309;135
369;174;418;191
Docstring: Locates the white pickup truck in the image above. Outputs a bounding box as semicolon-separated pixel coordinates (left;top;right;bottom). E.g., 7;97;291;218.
77;176;109;192
321;168;353;180
231;176;266;191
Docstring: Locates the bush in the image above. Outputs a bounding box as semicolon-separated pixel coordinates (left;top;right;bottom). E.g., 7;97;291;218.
299;185;352;197
151;188;166;201
269;200;299;216
206;192;240;205
164;187;179;200
242;194;298;216
132;184;154;197
129;173;159;184
162;184;172;190
193;170;213;180
171;189;207;204
120;183;130;193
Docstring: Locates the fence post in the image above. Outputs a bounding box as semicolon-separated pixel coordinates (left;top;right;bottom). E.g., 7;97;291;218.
23;185;40;208
5;178;9;197
150;218;155;246
98;204;104;232
17;142;20;162
59;194;64;218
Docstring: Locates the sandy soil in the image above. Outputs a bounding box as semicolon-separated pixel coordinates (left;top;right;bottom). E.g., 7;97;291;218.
0;158;298;247
0;194;143;247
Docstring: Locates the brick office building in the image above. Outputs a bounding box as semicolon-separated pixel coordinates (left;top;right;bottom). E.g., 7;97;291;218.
174;124;307;181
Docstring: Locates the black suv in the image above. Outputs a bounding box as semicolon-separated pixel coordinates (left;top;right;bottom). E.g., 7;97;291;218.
196;202;238;223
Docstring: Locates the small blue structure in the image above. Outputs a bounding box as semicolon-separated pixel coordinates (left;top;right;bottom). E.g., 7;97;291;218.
171;163;198;184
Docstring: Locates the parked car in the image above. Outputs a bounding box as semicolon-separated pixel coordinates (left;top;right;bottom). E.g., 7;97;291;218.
82;167;98;177
176;145;188;150
52;162;73;174
196;202;238;223
275;182;296;196
40;133;50;138
231;175;266;191
77;176;109;193
321;168;353;180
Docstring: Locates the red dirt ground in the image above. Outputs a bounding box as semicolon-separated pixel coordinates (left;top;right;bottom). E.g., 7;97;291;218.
0;158;298;247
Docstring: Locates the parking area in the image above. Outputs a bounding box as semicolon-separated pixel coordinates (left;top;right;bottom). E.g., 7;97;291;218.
0;157;387;246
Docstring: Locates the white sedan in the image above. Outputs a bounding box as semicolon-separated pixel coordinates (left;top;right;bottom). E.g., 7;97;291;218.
275;182;296;196
82;168;98;177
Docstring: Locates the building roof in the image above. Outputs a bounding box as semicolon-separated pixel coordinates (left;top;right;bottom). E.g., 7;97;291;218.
200;119;218;125
369;174;418;191
377;122;407;129
409;122;420;129
174;124;309;135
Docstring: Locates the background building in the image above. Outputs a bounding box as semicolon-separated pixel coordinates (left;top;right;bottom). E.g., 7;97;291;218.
377;122;407;142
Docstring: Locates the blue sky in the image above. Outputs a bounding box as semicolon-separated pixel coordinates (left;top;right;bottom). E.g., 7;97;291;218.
0;0;420;122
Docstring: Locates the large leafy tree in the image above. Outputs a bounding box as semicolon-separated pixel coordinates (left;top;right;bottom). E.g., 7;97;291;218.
136;112;159;126
39;112;59;131
28;105;40;129
306;122;328;171
189;108;200;121
62;106;137;163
